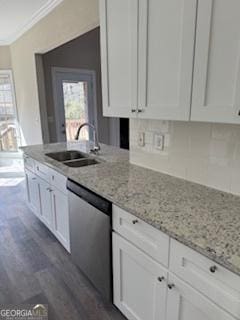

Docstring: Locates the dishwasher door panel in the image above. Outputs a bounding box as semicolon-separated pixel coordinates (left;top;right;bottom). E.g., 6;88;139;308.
68;191;112;301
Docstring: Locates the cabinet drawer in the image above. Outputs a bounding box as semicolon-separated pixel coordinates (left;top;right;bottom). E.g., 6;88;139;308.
48;168;67;195
169;239;240;319
34;161;50;182
23;155;35;172
113;205;169;267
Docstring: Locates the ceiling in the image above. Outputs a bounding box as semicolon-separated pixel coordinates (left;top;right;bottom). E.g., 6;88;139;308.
0;0;63;45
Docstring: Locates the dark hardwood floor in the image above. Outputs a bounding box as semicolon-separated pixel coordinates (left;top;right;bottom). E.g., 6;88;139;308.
0;179;126;320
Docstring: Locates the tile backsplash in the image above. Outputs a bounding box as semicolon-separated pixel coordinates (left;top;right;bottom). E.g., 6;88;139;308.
130;119;240;195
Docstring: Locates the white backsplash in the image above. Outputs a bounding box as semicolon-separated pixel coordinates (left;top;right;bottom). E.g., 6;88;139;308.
130;119;240;195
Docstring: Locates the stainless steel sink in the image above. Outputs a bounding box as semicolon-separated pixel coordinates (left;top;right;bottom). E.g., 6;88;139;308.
63;158;99;167
45;150;100;168
46;150;88;162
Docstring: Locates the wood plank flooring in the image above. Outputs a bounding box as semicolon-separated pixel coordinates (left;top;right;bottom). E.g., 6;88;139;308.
0;179;126;320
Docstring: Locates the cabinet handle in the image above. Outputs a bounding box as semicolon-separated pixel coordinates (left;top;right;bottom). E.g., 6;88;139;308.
132;219;138;224
168;283;175;290
137;109;143;113
131;109;136;113
52;175;55;181
32;177;36;180
238;110;240;116
36;166;39;171
158;276;165;282
209;265;217;273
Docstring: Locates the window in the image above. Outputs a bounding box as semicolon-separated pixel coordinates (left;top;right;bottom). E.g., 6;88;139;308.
0;71;19;152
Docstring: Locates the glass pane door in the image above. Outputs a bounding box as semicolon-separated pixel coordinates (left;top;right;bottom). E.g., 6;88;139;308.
0;73;19;152
53;69;96;142
0;71;23;178
62;81;89;141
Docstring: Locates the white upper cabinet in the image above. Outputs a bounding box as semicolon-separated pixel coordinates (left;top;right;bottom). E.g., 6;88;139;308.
100;0;240;124
138;0;197;120
99;0;138;117
191;0;240;123
99;0;196;120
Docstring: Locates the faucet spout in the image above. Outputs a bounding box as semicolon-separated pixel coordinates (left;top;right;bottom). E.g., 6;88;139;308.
75;122;100;153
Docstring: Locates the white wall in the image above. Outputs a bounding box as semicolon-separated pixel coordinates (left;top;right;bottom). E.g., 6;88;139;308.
10;0;99;146
130;119;240;195
0;46;11;69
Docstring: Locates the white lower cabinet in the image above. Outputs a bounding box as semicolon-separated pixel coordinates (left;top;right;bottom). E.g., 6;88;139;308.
169;239;240;319
113;206;239;320
166;274;235;320
24;158;70;252
113;232;167;320
38;176;53;231
51;187;70;252
37;176;70;252
25;168;40;217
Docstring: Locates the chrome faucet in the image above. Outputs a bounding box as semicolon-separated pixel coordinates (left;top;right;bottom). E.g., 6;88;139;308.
75;122;100;153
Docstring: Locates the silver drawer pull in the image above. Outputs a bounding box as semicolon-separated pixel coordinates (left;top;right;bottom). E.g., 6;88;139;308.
168;283;175;290
209;265;217;273
132;219;138;224
158;276;165;282
131;109;136;113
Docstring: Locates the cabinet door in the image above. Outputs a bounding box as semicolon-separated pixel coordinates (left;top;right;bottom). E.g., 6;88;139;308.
51;187;70;252
191;0;240;123
113;233;167;320
38;177;53;231
99;0;138;117
25;169;40;217
166;274;235;320
138;0;197;120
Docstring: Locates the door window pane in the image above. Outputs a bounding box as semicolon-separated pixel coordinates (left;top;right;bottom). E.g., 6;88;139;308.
63;81;89;141
0;74;18;152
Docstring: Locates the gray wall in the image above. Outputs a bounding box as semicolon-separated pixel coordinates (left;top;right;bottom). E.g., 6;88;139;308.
42;27;114;144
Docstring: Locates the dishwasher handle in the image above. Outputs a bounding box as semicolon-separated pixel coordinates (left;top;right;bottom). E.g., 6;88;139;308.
67;179;112;216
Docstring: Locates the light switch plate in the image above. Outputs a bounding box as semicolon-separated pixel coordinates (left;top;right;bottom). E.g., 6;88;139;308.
154;133;164;150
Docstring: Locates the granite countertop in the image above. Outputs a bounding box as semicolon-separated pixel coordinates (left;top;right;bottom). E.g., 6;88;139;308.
21;142;240;276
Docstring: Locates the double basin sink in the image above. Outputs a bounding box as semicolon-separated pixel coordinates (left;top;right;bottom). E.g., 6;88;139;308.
46;150;100;168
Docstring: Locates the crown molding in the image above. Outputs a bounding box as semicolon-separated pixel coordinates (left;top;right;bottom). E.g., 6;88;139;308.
0;0;64;45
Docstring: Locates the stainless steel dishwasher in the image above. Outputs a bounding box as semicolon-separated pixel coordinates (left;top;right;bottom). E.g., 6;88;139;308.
67;179;112;302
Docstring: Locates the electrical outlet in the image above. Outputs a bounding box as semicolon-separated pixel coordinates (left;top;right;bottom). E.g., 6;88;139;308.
138;132;145;147
154;133;164;150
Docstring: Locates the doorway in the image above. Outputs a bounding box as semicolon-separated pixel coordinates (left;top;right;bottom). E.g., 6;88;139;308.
52;67;97;142
0;70;23;178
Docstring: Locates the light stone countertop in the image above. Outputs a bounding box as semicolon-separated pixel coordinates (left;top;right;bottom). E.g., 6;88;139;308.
21;142;240;276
